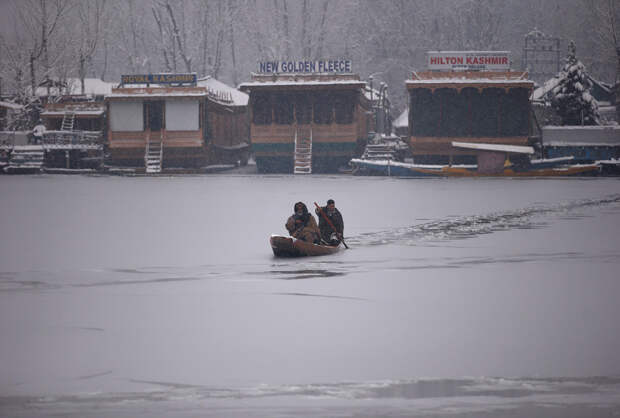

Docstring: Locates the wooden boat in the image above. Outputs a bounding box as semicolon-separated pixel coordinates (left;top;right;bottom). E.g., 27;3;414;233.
350;158;600;177
270;234;341;257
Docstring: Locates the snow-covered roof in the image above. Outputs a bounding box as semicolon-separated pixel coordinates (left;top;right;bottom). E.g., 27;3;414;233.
239;79;366;89
29;78;117;97
107;87;207;99
407;71;533;89
0;100;24;110
452;141;534;154
532;76;561;101
393;108;408;128
239;73;366;92
197;76;248;106
41;109;104;117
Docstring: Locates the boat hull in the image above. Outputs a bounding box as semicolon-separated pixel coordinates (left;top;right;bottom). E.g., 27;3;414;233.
350;159;601;177
270;234;341;257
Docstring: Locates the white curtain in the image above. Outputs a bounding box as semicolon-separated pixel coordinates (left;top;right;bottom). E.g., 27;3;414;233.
165;100;199;131
110;101;143;132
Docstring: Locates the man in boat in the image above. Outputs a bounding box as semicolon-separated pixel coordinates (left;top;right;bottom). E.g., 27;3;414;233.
315;199;344;246
286;202;321;244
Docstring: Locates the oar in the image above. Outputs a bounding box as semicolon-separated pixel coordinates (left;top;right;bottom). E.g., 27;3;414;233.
314;202;349;249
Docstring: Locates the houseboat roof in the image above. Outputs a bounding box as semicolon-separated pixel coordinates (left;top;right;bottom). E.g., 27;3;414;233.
106;87;208;99
406;71;534;90
28;78;117;97
239;73;366;91
197;76;248;106
452;141;535;154
41;103;105;117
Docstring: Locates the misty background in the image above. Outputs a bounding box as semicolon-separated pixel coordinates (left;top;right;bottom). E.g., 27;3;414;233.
0;0;618;113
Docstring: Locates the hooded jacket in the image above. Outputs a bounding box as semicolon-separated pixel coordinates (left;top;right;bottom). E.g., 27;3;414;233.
285;202;321;243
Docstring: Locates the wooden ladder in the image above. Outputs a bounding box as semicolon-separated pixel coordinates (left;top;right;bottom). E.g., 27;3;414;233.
61;112;75;131
293;127;312;174
145;133;163;174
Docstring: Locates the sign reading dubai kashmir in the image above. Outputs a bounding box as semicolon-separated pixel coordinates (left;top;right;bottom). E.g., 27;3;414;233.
120;73;197;85
427;51;510;71
258;59;352;74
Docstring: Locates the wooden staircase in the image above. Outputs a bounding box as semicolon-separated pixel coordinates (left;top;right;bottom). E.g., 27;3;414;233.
61;112;75;131
293;127;312;174
6;147;44;172
145;134;163;174
362;143;398;160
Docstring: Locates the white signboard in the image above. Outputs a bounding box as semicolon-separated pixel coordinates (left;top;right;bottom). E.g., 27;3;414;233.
258;59;352;74
427;51;510;71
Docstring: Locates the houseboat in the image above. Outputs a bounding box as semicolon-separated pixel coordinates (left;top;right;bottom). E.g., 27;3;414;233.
106;73;249;173
197;76;250;166
239;60;374;173
106;74;207;172
407;51;535;169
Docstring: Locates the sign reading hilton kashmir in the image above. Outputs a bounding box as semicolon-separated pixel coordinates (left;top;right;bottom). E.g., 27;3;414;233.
121;73;197;85
427;51;510;71
258;59;352;74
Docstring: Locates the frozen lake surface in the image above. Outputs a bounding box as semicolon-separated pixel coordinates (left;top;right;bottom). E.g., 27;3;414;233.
1;174;620;417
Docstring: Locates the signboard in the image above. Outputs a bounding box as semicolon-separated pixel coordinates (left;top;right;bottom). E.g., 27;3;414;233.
427;51;510;71
258;59;352;74
121;73;197;85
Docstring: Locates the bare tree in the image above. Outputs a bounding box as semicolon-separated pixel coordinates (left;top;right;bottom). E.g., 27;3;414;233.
588;0;620;82
229;0;240;84
314;0;330;59
164;1;192;72
14;0;70;96
213;1;225;77
75;0;107;94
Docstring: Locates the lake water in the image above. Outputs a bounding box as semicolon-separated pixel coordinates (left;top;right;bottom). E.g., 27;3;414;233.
1;174;620;417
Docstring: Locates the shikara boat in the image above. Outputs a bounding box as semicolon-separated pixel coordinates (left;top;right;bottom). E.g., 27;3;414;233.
270;234;341;257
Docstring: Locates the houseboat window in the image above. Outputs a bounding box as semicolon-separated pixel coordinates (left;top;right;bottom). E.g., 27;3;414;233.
436;88;463;137
166;99;199;131
410;89;438;137
314;93;333;124
295;94;312;124
334;92;354;124
502;88;529;136
460;88;480;137
110;101;143;131
253;94;272;125
473;88;503;137
273;94;294;125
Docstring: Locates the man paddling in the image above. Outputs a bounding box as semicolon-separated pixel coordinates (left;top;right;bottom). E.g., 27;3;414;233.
315;199;344;246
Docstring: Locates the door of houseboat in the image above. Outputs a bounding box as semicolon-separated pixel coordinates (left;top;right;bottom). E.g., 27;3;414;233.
148;101;164;131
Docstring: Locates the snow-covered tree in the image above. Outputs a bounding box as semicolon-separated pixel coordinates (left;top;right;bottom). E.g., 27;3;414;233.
550;41;601;125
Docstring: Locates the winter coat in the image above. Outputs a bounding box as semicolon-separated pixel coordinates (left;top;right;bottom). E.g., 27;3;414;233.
315;206;344;242
286;202;321;243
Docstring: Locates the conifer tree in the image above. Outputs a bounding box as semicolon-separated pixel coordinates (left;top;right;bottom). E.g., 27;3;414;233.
550;41;601;125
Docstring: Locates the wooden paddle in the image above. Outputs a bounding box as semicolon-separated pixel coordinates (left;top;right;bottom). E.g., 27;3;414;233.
314;202;349;249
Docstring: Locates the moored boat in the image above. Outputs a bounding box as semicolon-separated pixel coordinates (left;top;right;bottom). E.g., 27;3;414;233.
270;234;341;257
350;158;600;177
